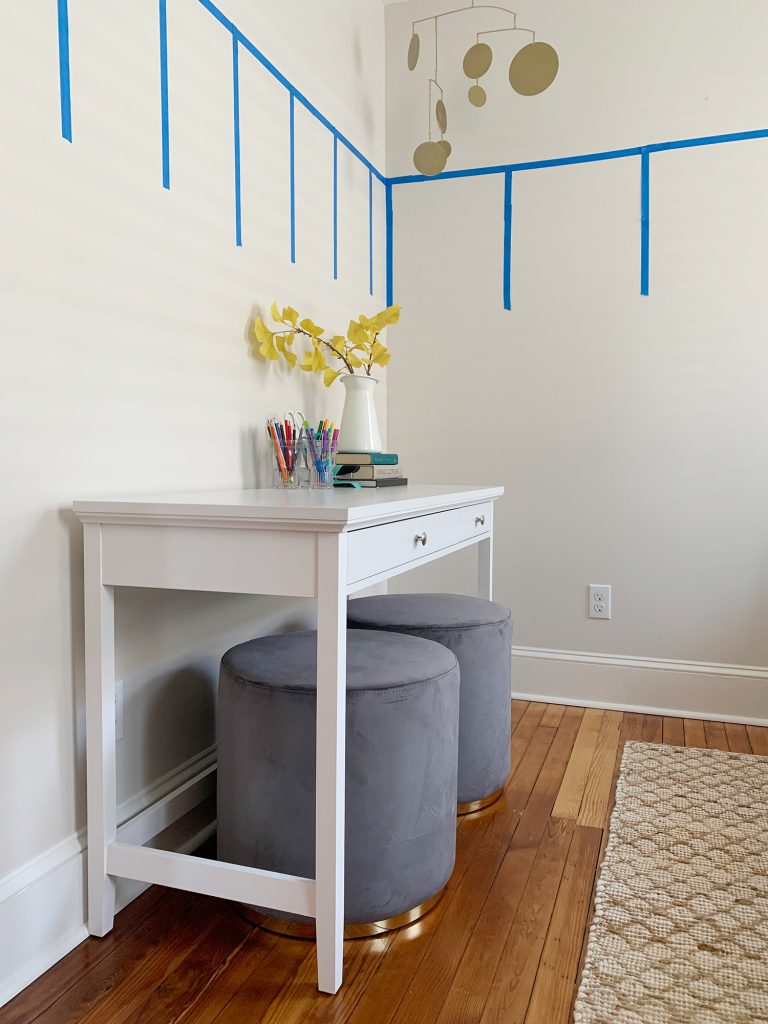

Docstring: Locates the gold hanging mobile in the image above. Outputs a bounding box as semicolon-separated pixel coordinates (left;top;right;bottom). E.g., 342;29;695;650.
407;1;559;175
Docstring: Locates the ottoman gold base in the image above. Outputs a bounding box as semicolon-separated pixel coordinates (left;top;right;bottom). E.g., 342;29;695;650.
457;782;505;816
238;887;445;941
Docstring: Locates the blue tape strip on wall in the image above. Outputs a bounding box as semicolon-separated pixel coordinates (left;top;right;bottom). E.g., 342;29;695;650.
54;0;768;309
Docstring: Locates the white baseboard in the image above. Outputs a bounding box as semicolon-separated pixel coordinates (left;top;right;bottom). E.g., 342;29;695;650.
0;748;217;1010
512;646;768;726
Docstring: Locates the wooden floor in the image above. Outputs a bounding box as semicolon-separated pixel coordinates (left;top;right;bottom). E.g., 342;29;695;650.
5;701;768;1024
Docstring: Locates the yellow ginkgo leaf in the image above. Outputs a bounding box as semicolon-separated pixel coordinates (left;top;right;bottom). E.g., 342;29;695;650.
347;351;363;368
365;304;401;332
275;332;296;366
300;347;326;373
270;301;282;323
379;304;401;326
370;341;391;367
300;318;324;338
253;316;279;360
323;367;342;387
282;306;298;326
328;335;346;356
347;320;369;347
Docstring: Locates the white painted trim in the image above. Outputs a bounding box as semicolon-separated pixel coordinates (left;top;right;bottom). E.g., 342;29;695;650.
0;748;216;1010
512;646;768;726
0;743;216;908
512;691;768;727
513;645;768;681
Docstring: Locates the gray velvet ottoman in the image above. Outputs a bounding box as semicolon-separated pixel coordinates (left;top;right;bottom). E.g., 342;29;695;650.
348;594;512;813
216;628;459;938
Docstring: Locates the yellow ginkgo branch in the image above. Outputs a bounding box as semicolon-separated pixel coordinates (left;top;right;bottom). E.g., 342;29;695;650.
251;301;400;388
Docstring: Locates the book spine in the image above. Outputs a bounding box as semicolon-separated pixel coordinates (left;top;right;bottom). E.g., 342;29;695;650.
335;453;399;465
355;478;408;487
341;465;403;480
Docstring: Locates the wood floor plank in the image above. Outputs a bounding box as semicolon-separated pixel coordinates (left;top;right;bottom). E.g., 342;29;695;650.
724;723;752;754
0;886;171;1024
177;930;279;1024
538;704;566;729
662;717;685;746
29;894;218;1024
577;711;623;828
620;713;645;744
260;933;394;1024
75;905;237;1024
684;719;707;748
427;710;584;1024
640;715;663;744
509;702;548;779
523;825;603;1024
477;820;576;1024
552;709;603;820
512;700;530;730
704;720;729;751
113;908;253;1024
198;935;313;1024
747;725;768;756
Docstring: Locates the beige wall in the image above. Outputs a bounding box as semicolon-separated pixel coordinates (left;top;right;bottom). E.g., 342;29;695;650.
385;0;768;709
0;0;385;990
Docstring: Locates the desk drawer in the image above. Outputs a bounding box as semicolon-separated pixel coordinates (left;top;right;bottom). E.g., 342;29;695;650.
347;502;492;585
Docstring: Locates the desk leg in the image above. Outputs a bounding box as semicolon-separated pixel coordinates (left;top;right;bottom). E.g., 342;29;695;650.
83;524;117;936
315;531;348;993
478;532;493;601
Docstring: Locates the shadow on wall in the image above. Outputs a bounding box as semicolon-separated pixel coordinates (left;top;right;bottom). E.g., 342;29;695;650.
141;662;216;786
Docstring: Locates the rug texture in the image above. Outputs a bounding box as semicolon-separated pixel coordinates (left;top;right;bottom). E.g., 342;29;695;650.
574;740;768;1024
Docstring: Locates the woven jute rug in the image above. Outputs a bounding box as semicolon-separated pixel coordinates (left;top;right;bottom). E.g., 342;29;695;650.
574;740;768;1024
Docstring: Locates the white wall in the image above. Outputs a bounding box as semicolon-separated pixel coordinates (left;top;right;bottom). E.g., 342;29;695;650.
385;0;768;716
0;0;385;1002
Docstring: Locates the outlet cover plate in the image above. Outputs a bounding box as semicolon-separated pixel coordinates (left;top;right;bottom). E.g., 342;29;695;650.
588;584;611;620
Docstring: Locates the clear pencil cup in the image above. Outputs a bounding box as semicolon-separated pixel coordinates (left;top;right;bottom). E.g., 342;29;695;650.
271;437;304;489
308;448;334;489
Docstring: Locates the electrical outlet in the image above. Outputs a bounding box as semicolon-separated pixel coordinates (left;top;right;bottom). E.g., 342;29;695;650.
115;679;124;741
588;584;612;620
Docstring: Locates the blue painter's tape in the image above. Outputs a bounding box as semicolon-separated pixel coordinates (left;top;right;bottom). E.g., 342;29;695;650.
193;0;385;183
388;127;768;187
385;182;393;306
648;127;768;154
57;0;72;142
640;149;650;297
232;34;242;247
289;91;296;264
388;146;642;186
368;169;374;296
159;0;170;189
333;136;338;280
503;170;512;311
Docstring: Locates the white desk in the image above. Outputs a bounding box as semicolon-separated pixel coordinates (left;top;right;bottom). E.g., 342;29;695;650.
74;484;503;993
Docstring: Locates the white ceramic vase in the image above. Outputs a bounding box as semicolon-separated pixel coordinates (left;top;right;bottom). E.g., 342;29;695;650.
337;374;382;453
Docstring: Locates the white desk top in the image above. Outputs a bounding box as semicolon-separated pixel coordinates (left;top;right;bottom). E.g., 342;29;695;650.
74;484;503;528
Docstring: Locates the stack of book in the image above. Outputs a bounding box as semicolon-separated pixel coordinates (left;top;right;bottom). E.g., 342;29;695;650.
333;452;407;488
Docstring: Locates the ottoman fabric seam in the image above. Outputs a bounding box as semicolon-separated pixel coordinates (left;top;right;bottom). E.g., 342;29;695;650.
221;659;459;697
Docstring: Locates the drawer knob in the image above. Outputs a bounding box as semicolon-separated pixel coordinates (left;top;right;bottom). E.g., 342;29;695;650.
475;515;486;527
415;531;428;546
